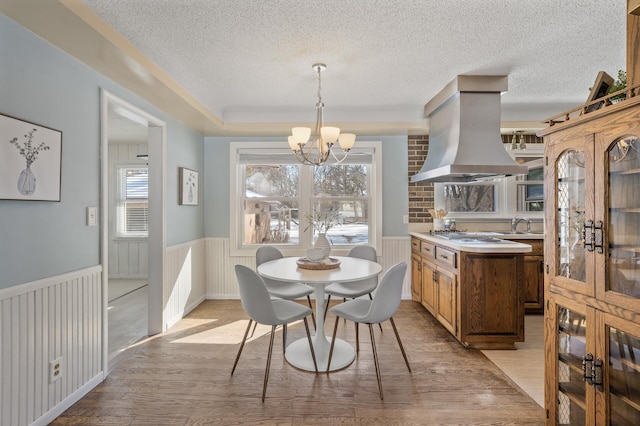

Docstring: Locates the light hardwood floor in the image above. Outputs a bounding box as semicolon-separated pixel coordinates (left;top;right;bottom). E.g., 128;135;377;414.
52;300;544;425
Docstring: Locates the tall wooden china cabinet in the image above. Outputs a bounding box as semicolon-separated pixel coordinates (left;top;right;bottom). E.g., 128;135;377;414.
538;83;640;425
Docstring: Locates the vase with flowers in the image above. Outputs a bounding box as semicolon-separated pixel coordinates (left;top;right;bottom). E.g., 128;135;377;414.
304;206;341;257
9;128;50;196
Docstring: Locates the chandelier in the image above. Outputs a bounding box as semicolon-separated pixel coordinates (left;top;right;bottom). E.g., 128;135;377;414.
288;63;356;165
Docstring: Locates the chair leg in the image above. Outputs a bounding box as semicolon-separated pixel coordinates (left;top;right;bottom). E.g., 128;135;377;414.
306;295;316;330
231;319;253;375
327;315;340;373
249;320;258;338
303;317;318;373
323;295;332;321
368;323;384;400
282;324;287;353
262;325;276;402
355;322;359;353
389;317;411;373
368;293;383;332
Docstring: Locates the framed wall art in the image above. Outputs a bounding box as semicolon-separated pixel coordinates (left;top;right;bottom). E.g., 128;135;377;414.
179;167;198;205
584;71;614;113
0;113;62;201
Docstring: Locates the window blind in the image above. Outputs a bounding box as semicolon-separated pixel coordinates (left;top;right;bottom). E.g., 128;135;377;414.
116;166;149;237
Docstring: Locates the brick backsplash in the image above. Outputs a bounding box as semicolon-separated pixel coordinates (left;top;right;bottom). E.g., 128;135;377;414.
407;134;542;224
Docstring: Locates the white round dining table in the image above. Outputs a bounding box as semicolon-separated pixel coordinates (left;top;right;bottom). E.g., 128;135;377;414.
257;255;383;372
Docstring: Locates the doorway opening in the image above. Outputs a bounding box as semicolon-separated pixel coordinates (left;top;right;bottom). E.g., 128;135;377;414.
101;90;166;373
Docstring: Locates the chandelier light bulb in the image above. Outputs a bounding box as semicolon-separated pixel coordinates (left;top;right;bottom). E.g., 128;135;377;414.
288;135;299;151
320;126;340;145
338;133;356;151
292;127;311;146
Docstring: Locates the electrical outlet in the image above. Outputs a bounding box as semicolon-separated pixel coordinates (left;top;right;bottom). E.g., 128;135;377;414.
49;357;62;383
403;214;409;224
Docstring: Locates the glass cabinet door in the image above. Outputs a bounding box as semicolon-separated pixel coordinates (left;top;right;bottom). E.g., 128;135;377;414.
554;148;591;290
594;311;640;426
603;136;640;309
606;325;640;426
556;304;589;425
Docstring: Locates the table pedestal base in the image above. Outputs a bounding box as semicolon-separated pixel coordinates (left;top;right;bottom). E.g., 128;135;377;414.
285;336;355;372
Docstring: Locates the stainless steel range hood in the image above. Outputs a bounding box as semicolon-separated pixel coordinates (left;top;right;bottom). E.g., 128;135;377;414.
411;75;528;183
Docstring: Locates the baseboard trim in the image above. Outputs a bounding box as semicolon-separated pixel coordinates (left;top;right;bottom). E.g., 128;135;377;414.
31;372;104;426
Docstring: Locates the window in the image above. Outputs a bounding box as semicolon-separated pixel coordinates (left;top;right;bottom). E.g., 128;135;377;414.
116;166;149;238
439;183;498;213
434;144;544;219
514;158;544;213
231;142;381;256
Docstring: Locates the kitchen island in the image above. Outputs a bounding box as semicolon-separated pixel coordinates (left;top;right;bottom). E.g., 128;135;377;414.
410;232;532;349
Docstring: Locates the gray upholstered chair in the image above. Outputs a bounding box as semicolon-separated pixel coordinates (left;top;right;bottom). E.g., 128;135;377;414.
323;245;381;331
327;262;411;400
232;265;317;402
256;246;316;336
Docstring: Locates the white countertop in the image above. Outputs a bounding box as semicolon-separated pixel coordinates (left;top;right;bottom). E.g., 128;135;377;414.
410;232;533;253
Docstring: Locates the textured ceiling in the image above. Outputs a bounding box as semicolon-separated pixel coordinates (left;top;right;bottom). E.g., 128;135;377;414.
2;1;630;136
82;0;628;133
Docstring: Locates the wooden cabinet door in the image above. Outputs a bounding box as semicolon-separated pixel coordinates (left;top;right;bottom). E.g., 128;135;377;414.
595;310;640;425
545;294;595;426
545;135;596;297
421;259;437;316
411;253;421;302
436;267;457;337
523;254;544;313
595;127;640;315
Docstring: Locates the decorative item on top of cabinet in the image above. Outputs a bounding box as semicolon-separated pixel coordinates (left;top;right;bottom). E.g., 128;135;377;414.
538;83;640;425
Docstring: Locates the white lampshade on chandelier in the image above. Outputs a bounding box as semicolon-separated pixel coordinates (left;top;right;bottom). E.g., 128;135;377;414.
288;63;356;165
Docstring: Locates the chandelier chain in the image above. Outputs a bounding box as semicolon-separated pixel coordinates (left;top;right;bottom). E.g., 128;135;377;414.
316;66;323;106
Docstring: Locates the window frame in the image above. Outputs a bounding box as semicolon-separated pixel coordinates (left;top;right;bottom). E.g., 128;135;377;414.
434;144;544;220
230;141;382;257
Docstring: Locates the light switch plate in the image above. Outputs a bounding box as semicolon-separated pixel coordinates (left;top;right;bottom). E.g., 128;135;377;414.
86;206;98;226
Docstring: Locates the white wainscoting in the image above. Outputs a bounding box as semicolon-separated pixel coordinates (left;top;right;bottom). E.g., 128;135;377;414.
204;237;412;299
109;240;149;279
165;239;206;329
0;266;103;426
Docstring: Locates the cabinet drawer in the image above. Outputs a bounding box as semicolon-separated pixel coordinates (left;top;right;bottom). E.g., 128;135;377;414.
421;242;435;259
411;238;421;253
436;247;456;268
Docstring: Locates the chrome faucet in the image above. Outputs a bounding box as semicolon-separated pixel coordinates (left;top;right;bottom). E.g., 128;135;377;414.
511;216;531;233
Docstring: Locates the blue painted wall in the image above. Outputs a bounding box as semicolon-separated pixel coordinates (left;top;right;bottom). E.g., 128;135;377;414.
0;15;205;288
